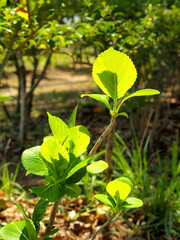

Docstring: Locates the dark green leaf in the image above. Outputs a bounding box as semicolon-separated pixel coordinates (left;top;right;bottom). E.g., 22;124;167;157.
65;184;81;198
66;158;91;179
31;183;65;202
32;199;49;232
66;167;86;184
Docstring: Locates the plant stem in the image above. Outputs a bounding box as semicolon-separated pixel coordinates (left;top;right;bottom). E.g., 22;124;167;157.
44;200;60;236
88;117;117;157
90;213;117;240
105;118;117;179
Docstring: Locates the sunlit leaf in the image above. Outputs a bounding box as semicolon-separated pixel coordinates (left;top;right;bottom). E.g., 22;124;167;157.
122;197;143;208
68;104;78;127
16;204;37;240
92;47;137;100
40;139;69;168
21;146;49;176
68;125;90;157
116;177;133;188
0;221;28;240
81;94;111;110
47;112;69;142
94;194;115;208
87;160;108;174
106;179;131;202
119;89;160;106
118;112;128;118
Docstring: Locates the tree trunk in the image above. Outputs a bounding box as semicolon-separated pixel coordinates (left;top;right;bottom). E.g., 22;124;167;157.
17;54;27;142
26;54;38;118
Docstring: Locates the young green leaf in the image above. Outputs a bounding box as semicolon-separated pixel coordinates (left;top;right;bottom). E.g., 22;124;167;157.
116;177;133;188
92;47;137;99
106;179;131;202
40;139;69;168
87;160;108;174
21;146;49;176
122;197;143;209
47;112;69;142
118;89;160;107
118;112;128;118
68;104;78;127
16;204;37;240
0;221;28;240
81;94;111;110
68;125;90;157
94;194;115;208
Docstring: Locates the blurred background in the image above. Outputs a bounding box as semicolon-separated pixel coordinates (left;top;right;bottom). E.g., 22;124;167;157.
0;0;179;239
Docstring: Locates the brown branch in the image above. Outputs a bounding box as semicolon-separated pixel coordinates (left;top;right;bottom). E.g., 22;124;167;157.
26;0;33;31
105;118;117;180
90;213;117;240
25;52;52;100
43;200;60;236
88;117;117;157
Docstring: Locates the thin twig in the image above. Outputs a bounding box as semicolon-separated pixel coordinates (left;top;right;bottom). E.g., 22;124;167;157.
105;118;117;179
88;117;117;157
44;200;60;236
90;213;117;240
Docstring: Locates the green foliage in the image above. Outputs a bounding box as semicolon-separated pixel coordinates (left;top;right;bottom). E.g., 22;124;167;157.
0;162;24;198
1;46;165;239
21;108;108;204
82;48;159;117
112;132;180;238
32;199;49;232
95;177;143;213
92;48;137;99
0;95;11;103
87;160;108;174
0;221;29;240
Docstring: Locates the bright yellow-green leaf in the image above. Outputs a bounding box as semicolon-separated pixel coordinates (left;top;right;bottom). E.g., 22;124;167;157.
122;197;143;208
92;47;137;99
106;179;131;202
47;112;69;142
40;139;69;166
87;160;108;174
119;88;160;106
67;125;90;157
